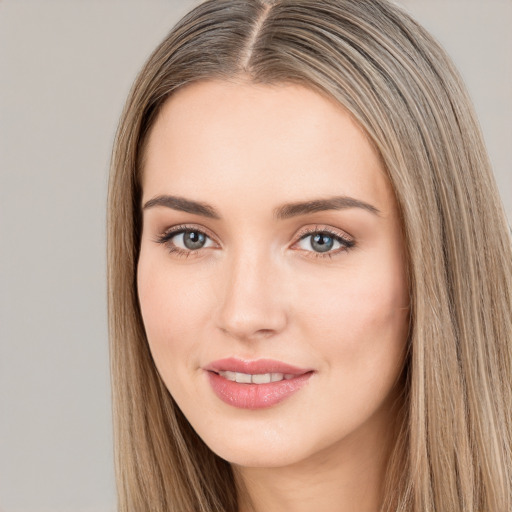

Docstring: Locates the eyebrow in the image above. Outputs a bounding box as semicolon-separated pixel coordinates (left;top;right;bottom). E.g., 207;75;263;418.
142;194;380;219
143;195;221;219
274;196;380;219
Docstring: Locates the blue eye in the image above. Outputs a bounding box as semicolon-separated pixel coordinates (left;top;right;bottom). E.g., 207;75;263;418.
157;227;215;254
297;231;354;254
156;225;354;259
176;230;209;250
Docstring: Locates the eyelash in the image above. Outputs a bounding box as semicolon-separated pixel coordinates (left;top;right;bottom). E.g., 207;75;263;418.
294;226;355;259
154;224;355;259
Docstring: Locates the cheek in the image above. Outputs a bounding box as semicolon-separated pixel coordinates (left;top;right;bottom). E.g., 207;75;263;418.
137;255;212;371
297;258;409;372
294;260;409;434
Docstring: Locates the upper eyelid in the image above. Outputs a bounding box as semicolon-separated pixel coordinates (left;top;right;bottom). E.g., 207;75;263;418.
293;225;354;242
158;224;218;242
292;232;354;252
155;223;354;248
159;224;354;243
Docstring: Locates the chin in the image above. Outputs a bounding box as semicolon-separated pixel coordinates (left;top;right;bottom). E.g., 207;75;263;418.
212;442;303;469
194;420;321;469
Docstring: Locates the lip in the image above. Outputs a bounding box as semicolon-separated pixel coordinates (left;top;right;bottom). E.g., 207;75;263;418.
204;358;314;410
204;357;312;375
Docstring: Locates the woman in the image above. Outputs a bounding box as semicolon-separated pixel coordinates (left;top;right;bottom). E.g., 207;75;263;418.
107;0;512;510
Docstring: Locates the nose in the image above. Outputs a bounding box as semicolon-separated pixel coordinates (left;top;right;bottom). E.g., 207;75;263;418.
214;247;288;342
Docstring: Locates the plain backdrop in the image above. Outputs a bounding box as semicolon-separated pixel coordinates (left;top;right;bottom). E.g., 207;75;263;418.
0;1;510;511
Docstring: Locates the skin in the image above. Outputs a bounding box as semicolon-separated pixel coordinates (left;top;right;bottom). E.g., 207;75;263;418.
137;80;410;512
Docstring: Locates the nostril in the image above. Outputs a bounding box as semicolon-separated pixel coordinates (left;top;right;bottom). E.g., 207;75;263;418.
255;328;275;338
214;278;289;340
218;325;279;342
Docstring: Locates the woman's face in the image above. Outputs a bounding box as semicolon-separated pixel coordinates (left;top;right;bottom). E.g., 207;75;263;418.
138;80;409;468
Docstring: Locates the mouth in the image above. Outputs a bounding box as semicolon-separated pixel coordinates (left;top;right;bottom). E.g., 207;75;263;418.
214;370;299;384
204;358;314;409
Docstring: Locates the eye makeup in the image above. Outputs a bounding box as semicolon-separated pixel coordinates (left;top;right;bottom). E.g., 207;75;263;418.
154;224;219;258
292;225;355;259
154;223;356;260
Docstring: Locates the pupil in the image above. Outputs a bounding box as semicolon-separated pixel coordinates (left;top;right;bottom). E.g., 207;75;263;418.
311;233;334;253
184;231;206;250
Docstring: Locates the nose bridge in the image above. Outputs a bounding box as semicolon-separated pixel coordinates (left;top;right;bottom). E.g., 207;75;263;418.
215;240;287;340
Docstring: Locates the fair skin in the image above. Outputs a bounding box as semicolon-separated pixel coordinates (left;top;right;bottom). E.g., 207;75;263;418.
137;79;410;512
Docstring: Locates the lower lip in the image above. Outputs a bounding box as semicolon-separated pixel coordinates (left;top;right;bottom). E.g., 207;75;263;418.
206;371;313;410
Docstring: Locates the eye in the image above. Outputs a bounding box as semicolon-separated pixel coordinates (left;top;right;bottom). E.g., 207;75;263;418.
155;226;217;256
172;230;213;250
295;228;355;256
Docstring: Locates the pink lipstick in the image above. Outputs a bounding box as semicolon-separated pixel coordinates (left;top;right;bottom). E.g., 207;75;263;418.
204;358;313;409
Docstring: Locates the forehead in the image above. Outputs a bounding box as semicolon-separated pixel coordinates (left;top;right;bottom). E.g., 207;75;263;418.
142;80;395;215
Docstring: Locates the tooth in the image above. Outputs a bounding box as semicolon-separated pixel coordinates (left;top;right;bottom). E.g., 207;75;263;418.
219;371;291;384
235;372;252;384
252;373;272;384
218;371;236;381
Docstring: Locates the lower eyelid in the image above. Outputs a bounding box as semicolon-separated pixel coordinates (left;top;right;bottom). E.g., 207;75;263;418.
155;225;353;256
156;227;220;257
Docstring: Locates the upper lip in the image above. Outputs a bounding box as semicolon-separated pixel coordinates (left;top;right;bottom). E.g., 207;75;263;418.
204;358;312;375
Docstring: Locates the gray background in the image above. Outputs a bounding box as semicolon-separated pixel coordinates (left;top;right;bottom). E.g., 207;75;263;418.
0;1;510;511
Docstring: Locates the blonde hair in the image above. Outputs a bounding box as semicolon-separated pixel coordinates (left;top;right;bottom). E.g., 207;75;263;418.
107;1;512;510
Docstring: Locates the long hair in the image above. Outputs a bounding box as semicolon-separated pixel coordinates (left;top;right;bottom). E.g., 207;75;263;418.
107;1;512;510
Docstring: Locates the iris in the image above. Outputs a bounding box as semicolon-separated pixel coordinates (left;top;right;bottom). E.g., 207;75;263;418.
183;231;207;250
310;233;334;253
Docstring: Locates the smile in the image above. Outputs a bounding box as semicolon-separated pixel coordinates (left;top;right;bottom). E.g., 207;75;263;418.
216;371;296;384
204;358;314;409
